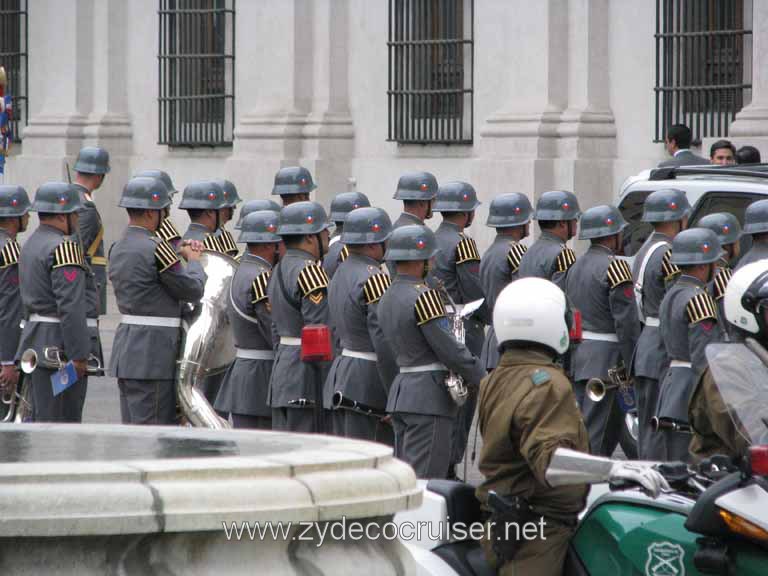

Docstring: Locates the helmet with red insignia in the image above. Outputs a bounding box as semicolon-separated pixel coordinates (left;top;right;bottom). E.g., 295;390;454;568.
534;190;581;222
696;212;742;246
384;224;439;261
670;228;721;266
235;198;281;229
329;191;371;223
433;181;481;212
238;210;282;244
578;204;627;240
214;179;242;208
178;180;227;211
30;182;82;214
486;193;532;228
393;171;438;201
118;177;172;211
641;188;690;223
271;166;317;196
133;169;178;197
341;207;392;245
0;185;31;217
277;201;330;236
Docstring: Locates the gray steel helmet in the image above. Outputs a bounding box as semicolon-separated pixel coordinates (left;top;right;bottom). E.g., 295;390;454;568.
118;177;172;210
215;179;242;208
0;185;31;217
743;199;768;235
73;146;110;175
578;204;628;240
670;228;722;266
486;193;533;228
432;181;482;212
340;207;393;245
329;191;371;222
393;171;438;201
178;180;227;211
271;166;317;196
696;212;742;246
134;169;177;196
235;198;281;229
641;188;690;223
238;210;282;244
534;190;581;221
384;224;439;261
277;201;331;235
31;182;82;214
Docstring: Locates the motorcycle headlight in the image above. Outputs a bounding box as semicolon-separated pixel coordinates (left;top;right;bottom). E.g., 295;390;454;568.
718;509;768;546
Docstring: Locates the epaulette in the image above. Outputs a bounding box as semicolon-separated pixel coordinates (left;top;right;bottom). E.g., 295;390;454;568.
555;246;576;273
456;235;481;264
606;258;633;289
156;218;182;243
415;288;446;325
339;245;349;263
363;273;391;305
298;263;330;305
686;291;717;325
0;239;20;268
713;267;732;301
203;234;224;254
154;239;180;273
661;249;680;281
251;271;271;304
52;240;86;269
219;229;239;256
507;242;527;273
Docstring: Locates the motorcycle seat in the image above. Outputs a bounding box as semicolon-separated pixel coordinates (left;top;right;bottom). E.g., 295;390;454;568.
426;479;484;527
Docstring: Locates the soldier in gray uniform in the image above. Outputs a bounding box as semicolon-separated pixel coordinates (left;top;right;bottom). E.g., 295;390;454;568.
235;199;281;229
379;224;485;478
212;179;241;257
326;206;397;443
109;177;206;425
268;201;332;432
392;171;438;229
134;169;184;249
658;228;724;461
0;185;30;406
566;205;640;456
272;166;316;207
518;190;580;290
736;199;768;270
16;183;90;422
631;188;689;460
479;193;533;371
215;210;281;429
697;212;741;329
324;191;371;278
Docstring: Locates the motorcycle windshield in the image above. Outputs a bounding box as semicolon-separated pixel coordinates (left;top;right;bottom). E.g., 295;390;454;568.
706;342;768;446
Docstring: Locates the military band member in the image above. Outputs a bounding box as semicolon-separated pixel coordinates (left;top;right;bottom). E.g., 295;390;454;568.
392;171;438;229
212;179;241;257
234;198;281;230
736;199;768;270
658;228;724;461
215;210;281;429
631;188;690;460
134;169;184;249
518;190;580;290
324;191;371;278
379;225;485;478
697;212;742;331
109;177;206;425
479;193;532;372
268;201;332;432
272;166;316;207
0;185;30;405
17;183;90;422
566;205;640;456
326;207;397;443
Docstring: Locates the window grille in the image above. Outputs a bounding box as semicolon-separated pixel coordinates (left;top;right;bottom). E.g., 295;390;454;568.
0;0;28;143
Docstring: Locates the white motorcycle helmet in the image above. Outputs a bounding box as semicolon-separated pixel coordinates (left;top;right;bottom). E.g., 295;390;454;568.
724;261;768;334
493;277;570;355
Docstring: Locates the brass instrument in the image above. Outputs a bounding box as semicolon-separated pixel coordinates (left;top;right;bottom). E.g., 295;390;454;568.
586;361;639;441
19;347;104;375
1;376;31;423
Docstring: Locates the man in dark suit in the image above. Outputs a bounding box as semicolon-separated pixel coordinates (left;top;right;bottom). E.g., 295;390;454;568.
658;124;710;168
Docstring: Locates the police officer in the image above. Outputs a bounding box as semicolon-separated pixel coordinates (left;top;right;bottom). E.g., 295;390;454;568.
268;201;332;432
134;169;184;248
566;205;641;456
0;185;29;405
326;206;397;443
214;210;281;429
379;225;485;478
17;183;90;422
272;166;316;207
324;191;371;278
657;228;723;461
518;190;580;290
736;199;768;269
392;171;438;229
631;188;690;460
479;193;533;371
213;179;241;257
697;212;741;329
180;180;229;255
109;177;206;425
234;198;281;229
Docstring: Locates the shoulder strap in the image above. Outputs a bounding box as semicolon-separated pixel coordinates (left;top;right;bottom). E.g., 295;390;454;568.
86;225;104;258
229;273;262;326
634;240;668;322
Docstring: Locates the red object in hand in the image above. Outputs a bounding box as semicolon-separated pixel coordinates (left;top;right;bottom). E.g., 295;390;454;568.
301;325;333;362
569;309;583;342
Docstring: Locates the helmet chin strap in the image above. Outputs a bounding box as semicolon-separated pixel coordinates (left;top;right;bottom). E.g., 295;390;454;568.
315;232;325;262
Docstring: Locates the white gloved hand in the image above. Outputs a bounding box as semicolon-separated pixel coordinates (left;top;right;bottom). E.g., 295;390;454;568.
609;462;671;498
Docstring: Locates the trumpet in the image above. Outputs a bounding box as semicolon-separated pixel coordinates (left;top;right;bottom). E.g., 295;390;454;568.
586;362;636;412
19;347;104;375
332;391;387;418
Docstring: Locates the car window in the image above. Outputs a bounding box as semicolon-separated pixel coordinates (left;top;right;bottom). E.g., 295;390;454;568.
618;190;653;256
688;192;765;259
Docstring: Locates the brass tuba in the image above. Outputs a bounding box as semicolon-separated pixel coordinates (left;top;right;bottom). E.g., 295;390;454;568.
1;376;31;423
176;250;236;429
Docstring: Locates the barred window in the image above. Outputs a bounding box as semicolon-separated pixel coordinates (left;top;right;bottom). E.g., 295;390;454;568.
158;0;235;147
655;0;752;143
0;0;28;143
387;0;474;145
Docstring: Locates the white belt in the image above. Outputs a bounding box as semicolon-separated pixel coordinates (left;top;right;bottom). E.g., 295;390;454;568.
400;362;448;374
582;331;619;343
236;348;275;360
280;337;302;346
644;317;660;327
29;314;97;328
670;360;692;369
342;349;377;362
120;314;182;328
